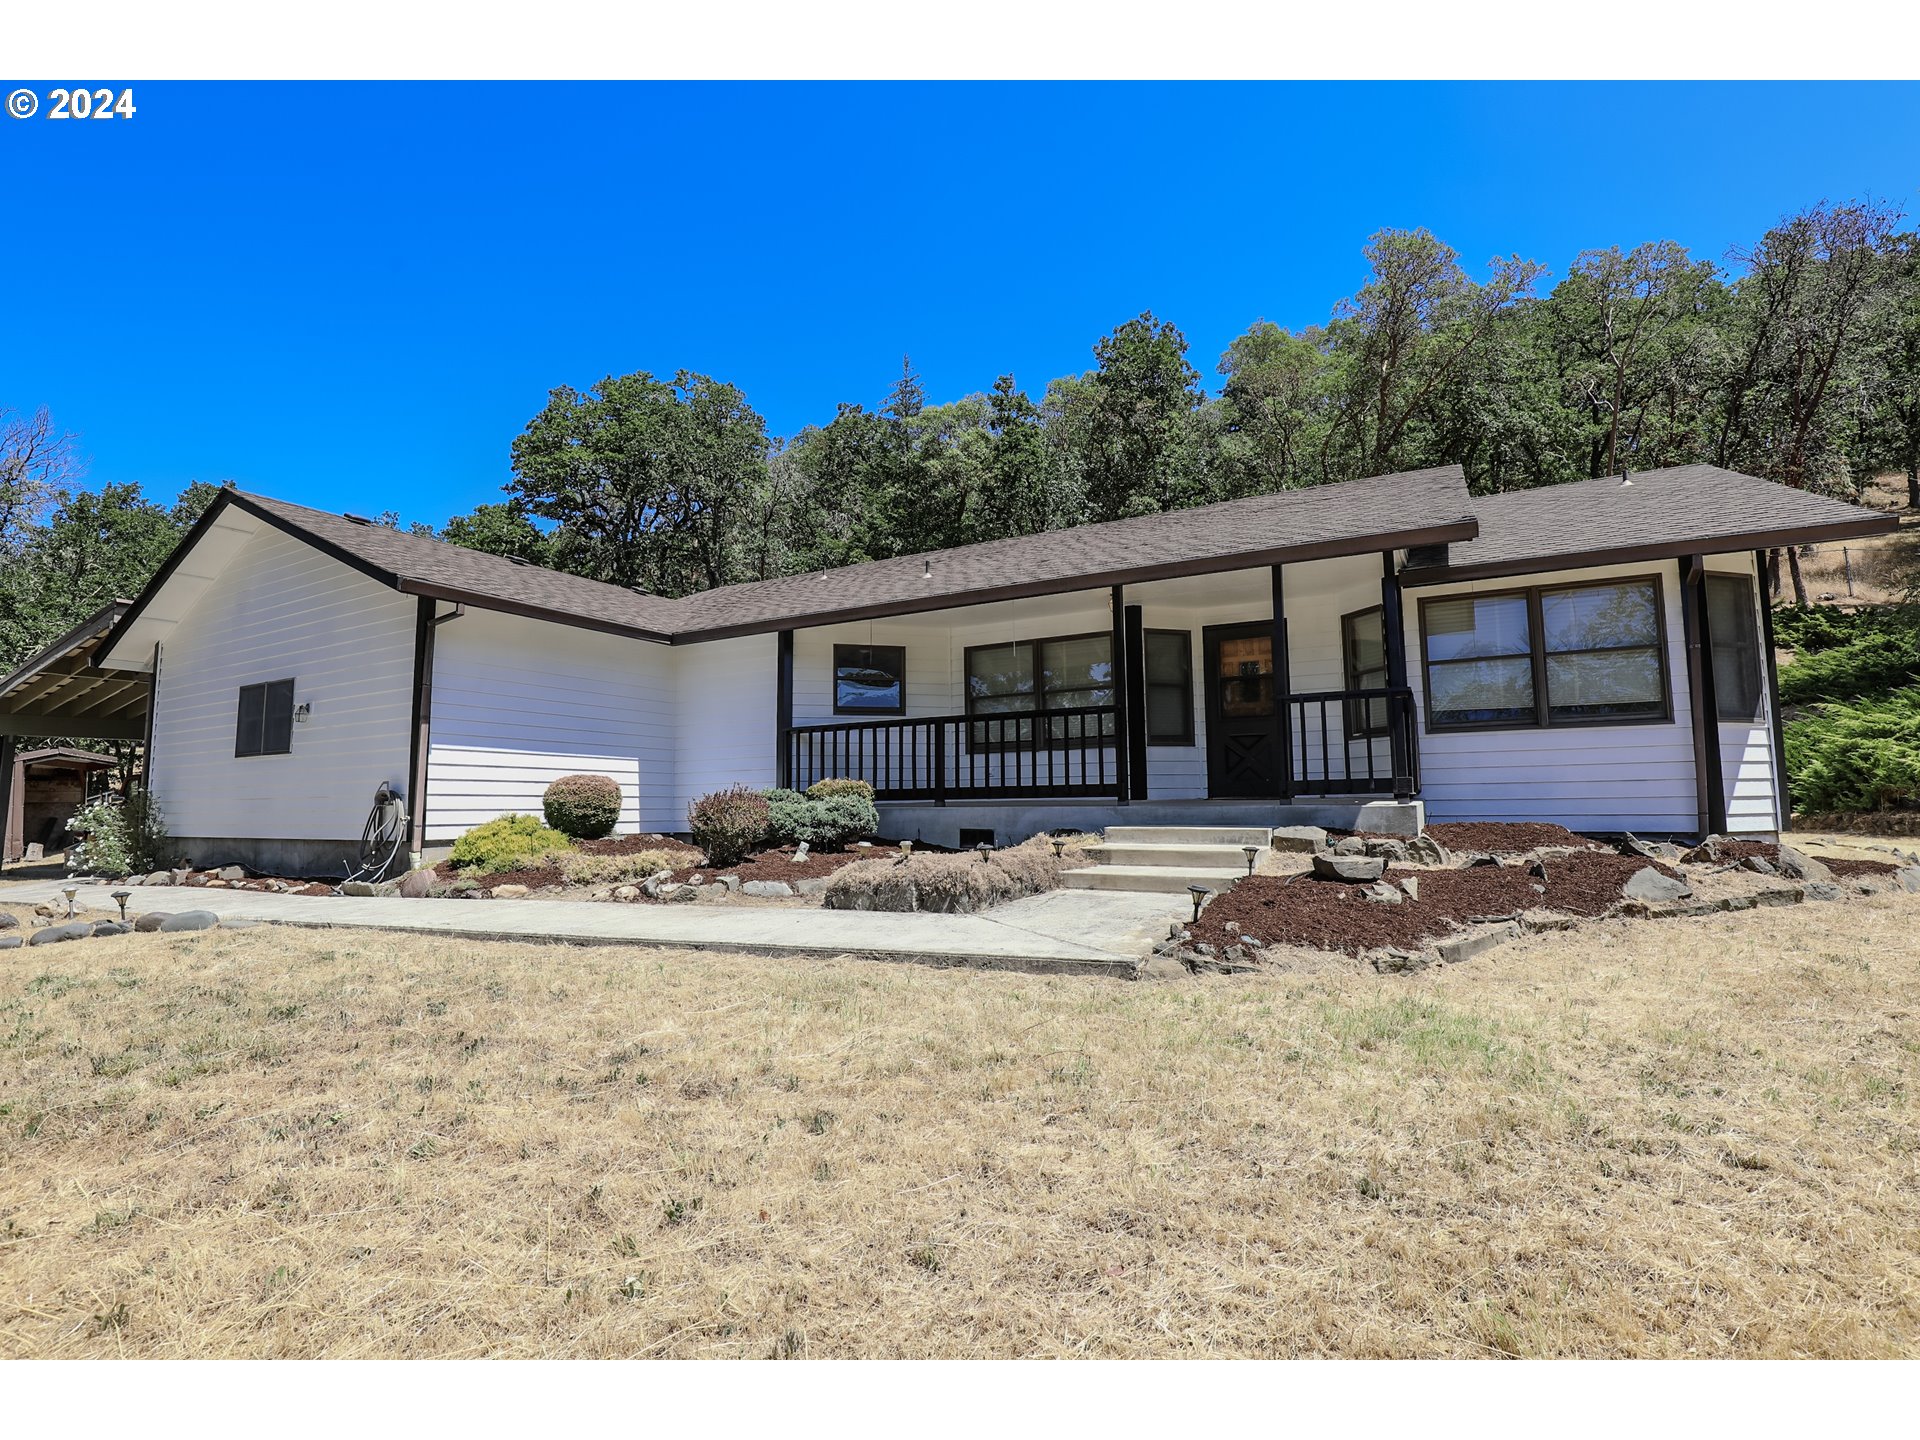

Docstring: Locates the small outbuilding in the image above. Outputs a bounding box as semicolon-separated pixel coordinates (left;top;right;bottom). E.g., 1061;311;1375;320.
2;746;119;864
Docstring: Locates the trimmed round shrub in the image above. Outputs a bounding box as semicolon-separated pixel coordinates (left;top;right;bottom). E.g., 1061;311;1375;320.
806;777;876;804
543;773;623;840
688;785;772;868
766;787;879;850
450;814;573;873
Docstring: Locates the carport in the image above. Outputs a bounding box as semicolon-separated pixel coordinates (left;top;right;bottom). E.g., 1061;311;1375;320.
0;601;151;865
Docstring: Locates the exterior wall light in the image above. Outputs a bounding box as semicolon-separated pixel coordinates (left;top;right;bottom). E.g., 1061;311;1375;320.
294;703;312;723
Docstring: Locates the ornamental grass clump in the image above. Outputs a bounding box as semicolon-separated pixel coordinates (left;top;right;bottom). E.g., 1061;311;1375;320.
542;774;624;840
450;814;573;873
555;848;688;888
688;786;772;868
823;834;1065;914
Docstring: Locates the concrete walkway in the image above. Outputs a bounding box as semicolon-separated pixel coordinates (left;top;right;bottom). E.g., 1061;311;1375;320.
0;878;1181;979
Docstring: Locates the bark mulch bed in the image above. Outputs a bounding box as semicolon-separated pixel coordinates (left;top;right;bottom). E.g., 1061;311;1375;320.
1421;821;1611;855
576;833;703;861
1823;857;1902;879
1190;851;1685;958
1702;837;1899;879
665;846;871;887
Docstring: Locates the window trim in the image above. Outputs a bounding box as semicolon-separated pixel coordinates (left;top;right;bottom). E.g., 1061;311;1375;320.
1340;605;1390;740
1143;627;1195;747
963;630;1118;750
235;677;297;758
1705;572;1766;723
1416;572;1674;734
831;642;908;717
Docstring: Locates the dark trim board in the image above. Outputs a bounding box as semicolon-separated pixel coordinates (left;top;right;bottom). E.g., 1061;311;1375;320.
1756;549;1792;830
406;597;436;856
1680;555;1728;838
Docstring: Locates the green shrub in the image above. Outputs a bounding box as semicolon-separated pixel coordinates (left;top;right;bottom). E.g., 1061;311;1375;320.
555;848;688;888
1771;604;1914;655
1784;687;1920;812
542;773;623;840
67;790;172;878
688;785;772;868
450;814;573;873
805;777;876;803
765;787;879;850
1778;627;1920;705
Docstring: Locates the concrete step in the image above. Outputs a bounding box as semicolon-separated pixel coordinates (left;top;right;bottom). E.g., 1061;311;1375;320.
1087;842;1261;869
1061;864;1247;894
1103;825;1274;848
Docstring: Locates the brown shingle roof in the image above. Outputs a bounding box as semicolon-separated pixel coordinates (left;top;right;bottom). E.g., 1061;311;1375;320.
1399;464;1901;586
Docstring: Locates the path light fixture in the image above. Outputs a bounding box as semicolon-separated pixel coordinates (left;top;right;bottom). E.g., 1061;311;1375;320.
1187;884;1213;925
975;842;993;864
898;839;913;860
62;885;79;919
111;889;132;923
1050;837;1067;860
1242;845;1259;876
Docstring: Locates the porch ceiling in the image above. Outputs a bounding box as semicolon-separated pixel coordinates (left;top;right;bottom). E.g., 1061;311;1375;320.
0;603;150;741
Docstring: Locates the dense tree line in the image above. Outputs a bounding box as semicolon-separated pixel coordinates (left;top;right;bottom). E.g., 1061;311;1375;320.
444;199;1920;606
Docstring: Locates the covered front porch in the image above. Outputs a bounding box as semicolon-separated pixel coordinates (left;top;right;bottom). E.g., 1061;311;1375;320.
772;549;1422;838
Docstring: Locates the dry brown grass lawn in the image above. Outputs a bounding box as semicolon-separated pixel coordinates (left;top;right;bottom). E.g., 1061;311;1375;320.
1;891;1917;1359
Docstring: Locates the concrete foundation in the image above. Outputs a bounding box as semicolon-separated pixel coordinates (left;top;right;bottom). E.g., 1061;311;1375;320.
874;796;1425;849
170;836;368;878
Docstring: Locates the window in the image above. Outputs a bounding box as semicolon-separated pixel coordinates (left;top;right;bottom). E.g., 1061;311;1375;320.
1143;629;1194;745
833;644;906;715
1420;576;1670;731
235;678;296;757
1341;606;1388;738
1706;574;1764;721
965;633;1116;745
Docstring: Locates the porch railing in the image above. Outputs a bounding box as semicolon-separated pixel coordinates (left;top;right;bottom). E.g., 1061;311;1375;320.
786;704;1121;801
1285;687;1420;800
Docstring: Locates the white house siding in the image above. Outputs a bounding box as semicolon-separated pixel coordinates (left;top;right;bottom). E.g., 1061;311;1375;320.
149;526;415;842
424;608;677;841
1706;552;1781;834
1402;558;1703;833
673;632;779;817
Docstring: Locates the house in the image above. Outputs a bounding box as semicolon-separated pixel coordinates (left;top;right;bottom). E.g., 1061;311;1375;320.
0;463;1896;875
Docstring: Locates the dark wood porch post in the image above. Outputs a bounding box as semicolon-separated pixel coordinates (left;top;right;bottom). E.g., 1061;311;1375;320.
1680;556;1728;839
406;599;436;858
1270;564;1293;800
1755;549;1790;830
775;629;795;790
1380;551;1415;801
1123;604;1149;801
139;643;160;794
0;734;17;865
1110;585;1131;804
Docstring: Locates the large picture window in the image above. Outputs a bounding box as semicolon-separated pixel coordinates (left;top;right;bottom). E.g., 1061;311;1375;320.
1706;574;1764;721
965;630;1194;746
833;644;906;715
1420;576;1670;731
235;678;296;757
1341;606;1388;738
1143;629;1194;745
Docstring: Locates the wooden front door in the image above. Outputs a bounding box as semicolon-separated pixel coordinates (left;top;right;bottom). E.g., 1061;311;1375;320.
1204;621;1283;798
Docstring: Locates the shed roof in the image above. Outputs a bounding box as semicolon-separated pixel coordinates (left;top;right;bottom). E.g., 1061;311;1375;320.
0;602;150;742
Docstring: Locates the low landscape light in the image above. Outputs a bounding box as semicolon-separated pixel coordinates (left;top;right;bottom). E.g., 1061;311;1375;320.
1187;884;1213;924
61;885;79;919
1242;844;1259;876
898;839;913;860
111;889;132;922
975;841;993;863
1050;837;1067;860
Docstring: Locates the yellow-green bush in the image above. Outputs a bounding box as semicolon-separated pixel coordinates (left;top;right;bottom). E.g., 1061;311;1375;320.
450;815;573;873
555;848;688;887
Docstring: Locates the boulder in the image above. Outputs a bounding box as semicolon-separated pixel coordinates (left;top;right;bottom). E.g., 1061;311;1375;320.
1622;867;1692;903
1773;846;1832;883
205;879;229;888
0;935;20;950
1624;833;1686;862
742;879;793;899
1403;833;1448;865
1398;874;1420;901
1268;825;1326;854
90;921;131;937
218;866;246;882
399;868;438;899
1331;836;1367;857
0;912;16;930
685;874;705;886
1371;947;1435;974
186;873;209;887
1681;834;1729;863
341;880;377;897
717;875;741;893
145;872;172;887
1311;854;1386;883
489;884;530;900
29;921;94;945
1435;922;1520;966
794;877;829;897
666;885;699;903
372;881;401;898
156;910;220;933
1361;838;1410;863
1896;866;1920;893
1742;855;1779;876
133;912;174;932
1804;881;1845;903
1518;908;1578;933
1362;882;1403;905
612;885;640;901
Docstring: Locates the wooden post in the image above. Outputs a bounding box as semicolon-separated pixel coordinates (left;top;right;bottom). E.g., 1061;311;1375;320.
775;629;795;790
406;598;436;858
1124;603;1149;801
1680;556;1728;839
1270;564;1293;800
139;643;160;794
0;734;17;866
1380;551;1413;800
1109;585;1131;804
1755;549;1791;830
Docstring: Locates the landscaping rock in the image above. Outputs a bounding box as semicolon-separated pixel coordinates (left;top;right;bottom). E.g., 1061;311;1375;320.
133;912;173;932
1518;908;1578;932
1398;874;1420;901
372;881;401;898
1403;834;1448;865
1752;887;1803;907
1361;838;1410;863
30;922;94;945
1622;867;1692;903
612;885;640;901
666;885;699;903
1681;834;1729;863
218;866;246;882
1371;946;1435;974
342;881;377;897
685;874;705;886
33;902;58;917
742;880;793;899
791;842;810;863
0;912;16;930
1331;836;1367;857
1896;866;1920;893
399;869;438;899
145;871;172;887
1742;855;1779;876
91;921;131;937
1268;825;1326;853
1362;882;1403;905
1435;921;1520;966
1624;833;1686;862
1312;854;1385;883
206;879;229;888
1774;846;1832;883
223;918;263;930
156;911;220;933
717;875;740;893
795;877;829;897
1804;881;1845;903
490;884;530;899
0;935;20;950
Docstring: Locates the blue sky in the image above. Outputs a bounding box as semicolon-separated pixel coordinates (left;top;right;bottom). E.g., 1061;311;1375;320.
6;80;1918;527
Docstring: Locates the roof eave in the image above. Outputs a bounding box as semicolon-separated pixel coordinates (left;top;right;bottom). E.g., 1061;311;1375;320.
1398;515;1901;589
395;581;676;646
672;518;1480;643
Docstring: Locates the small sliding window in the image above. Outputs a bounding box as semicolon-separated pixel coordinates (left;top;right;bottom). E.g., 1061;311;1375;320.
235;678;296;757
